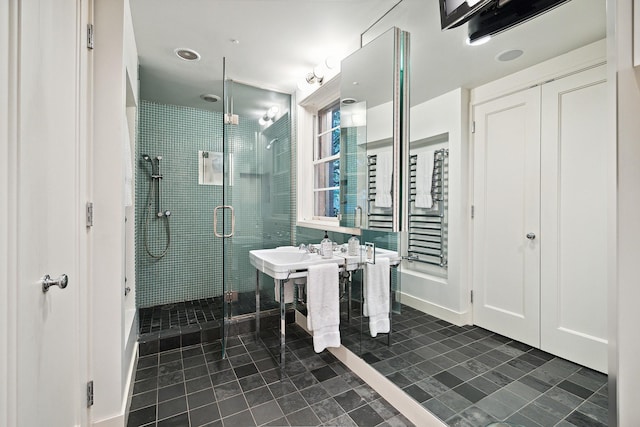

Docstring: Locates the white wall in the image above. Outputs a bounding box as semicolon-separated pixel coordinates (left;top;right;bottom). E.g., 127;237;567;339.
612;0;640;424
1;1;15;425
400;88;470;325
400;42;607;327
93;0;138;424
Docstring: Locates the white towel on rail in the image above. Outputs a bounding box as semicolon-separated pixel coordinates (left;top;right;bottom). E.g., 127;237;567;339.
363;257;390;337
374;151;393;208
306;263;341;353
414;150;434;209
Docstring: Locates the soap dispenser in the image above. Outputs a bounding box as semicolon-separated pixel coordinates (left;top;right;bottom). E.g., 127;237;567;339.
348;235;360;256
321;231;332;259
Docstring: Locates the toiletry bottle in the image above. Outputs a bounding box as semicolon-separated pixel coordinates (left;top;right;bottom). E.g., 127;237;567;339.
321;231;332;259
348;235;359;256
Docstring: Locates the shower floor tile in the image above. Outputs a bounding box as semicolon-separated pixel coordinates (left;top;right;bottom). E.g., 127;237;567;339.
137;292;286;356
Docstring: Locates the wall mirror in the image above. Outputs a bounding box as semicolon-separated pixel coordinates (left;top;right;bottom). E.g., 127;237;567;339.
336;0;607;425
339;27;409;232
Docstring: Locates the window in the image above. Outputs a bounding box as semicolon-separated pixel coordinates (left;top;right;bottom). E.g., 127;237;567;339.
313;102;340;219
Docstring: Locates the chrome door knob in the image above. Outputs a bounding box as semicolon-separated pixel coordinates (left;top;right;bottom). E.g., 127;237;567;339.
42;274;69;293
526;233;536;240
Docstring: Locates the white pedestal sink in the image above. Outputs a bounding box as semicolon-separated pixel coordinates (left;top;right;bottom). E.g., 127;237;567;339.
249;245;400;380
249;248;344;280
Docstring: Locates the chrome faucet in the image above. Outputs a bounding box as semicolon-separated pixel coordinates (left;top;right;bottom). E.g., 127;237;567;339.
299;244;317;254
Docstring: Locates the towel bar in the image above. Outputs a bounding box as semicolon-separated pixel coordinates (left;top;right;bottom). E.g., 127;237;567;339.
407;149;448;268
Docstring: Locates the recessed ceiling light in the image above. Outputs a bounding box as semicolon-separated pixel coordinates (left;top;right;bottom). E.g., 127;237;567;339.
200;94;220;103
174;48;200;61
229;39;240;44
342;98;357;105
496;49;524;62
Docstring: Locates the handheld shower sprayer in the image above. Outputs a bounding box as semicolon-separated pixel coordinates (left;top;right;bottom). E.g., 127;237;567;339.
266;138;278;150
141;154;171;258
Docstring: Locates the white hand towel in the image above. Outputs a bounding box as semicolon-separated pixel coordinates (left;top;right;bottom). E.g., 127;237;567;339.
363;257;390;337
414;150;434;209
274;279;294;304
374;151;393;208
306;263;341;353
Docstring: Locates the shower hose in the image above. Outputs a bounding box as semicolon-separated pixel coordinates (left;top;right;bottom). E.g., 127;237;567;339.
144;178;170;259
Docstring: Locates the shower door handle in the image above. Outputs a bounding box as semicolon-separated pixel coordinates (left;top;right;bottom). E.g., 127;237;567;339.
213;205;235;238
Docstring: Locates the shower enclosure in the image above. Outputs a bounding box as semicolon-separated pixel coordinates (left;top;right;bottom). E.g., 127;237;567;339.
135;61;293;358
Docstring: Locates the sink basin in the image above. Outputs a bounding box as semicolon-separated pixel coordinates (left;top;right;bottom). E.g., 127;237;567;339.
260;251;311;264
249;248;344;279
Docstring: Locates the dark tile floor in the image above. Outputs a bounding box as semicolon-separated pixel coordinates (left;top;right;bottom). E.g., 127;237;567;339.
133;295;608;427
340;305;608;427
128;326;414;427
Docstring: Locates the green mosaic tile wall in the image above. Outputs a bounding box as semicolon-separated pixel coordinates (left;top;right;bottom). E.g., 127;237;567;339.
136;100;292;308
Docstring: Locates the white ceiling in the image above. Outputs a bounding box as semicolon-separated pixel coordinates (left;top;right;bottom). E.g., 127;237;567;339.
130;0;606;113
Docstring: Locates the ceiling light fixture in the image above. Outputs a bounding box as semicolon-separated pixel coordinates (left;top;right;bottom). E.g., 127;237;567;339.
259;105;279;127
496;49;524;62
175;48;201;61
298;56;339;90
200;94;221;103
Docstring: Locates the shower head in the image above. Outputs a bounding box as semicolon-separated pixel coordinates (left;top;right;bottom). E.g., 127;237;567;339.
142;154;152;162
266;138;278;150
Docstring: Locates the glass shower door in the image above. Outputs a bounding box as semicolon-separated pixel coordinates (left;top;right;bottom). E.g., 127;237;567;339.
220;65;236;358
219;62;293;358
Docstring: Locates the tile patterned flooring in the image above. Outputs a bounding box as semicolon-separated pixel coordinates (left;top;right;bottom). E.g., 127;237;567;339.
138;295;279;335
340;305;608;427
127;326;413;427
130;300;608;427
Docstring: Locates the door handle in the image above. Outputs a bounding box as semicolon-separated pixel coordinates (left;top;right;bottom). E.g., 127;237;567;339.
526;233;536;240
42;274;68;293
213;205;235;238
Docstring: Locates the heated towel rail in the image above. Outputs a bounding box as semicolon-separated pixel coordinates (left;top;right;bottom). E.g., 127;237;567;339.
367;154;394;231
407;149;448;267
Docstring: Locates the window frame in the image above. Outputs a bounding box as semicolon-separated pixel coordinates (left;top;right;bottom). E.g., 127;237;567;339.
312;102;341;221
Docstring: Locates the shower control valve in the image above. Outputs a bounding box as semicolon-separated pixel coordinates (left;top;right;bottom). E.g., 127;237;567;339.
164;210;171;217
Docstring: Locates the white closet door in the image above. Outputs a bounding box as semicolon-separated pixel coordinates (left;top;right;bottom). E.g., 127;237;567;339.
472;88;541;347
11;0;89;425
540;65;608;373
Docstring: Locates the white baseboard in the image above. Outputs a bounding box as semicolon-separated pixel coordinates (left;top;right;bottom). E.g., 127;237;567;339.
92;342;138;427
295;313;446;427
92;414;124;427
400;292;471;326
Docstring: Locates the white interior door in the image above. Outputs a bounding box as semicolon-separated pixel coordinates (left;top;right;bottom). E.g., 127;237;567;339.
540;65;608;373
11;0;89;425
472;88;541;347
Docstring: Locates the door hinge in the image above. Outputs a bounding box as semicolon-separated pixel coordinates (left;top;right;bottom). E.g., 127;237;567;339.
87;380;94;407
224;113;239;125
86;202;94;227
87;24;94;50
471;121;476;134
470;290;474;303
471;205;475;219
